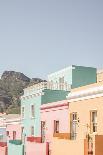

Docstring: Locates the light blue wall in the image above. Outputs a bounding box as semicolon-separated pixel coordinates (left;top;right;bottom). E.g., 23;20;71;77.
8;142;23;155
21;95;41;137
0;128;6;142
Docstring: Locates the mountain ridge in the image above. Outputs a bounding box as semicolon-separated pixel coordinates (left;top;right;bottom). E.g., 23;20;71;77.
0;70;45;114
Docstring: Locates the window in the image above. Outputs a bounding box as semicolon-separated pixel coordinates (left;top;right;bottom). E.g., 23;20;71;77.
6;131;9;136
31;105;35;118
90;111;97;133
70;112;77;140
59;77;64;83
59;77;64;90
54;120;59;133
31;126;34;136
0;135;3;141
21;107;25;119
13;131;16;140
72;113;77;121
21;127;24;133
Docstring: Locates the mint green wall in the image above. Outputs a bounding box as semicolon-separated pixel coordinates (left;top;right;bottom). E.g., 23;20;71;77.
8;143;23;155
72;65;96;88
21;95;41;137
42;89;69;104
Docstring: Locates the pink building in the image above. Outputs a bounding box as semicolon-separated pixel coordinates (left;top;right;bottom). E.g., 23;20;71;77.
0;114;21;155
40;100;69;143
0;142;7;155
25;100;69;155
26;140;49;155
6;116;21;140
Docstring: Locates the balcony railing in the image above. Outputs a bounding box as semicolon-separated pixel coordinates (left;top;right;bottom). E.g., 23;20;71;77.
27;136;41;143
9;140;22;145
0;142;7;147
24;82;71;95
53;133;70;140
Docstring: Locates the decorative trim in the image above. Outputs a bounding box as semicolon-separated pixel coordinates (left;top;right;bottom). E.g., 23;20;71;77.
21;92;44;100
41;103;68;110
67;85;103;102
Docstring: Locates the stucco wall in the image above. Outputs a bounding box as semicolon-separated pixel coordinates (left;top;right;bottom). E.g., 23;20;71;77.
95;135;103;155
51;138;84;155
72;65;96;88
42;90;68;104
41;100;69;142
26;141;48;155
6;124;21;140
67;87;103;155
68;96;103;140
48;66;72;85
21;95;41;137
0;146;7;155
8;143;23;155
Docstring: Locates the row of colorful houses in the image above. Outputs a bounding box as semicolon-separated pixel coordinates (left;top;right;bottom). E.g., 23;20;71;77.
0;65;103;155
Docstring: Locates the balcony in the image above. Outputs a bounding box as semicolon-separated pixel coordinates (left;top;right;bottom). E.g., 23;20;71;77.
0;142;7;147
9;140;22;145
53;133;70;140
27;136;41;143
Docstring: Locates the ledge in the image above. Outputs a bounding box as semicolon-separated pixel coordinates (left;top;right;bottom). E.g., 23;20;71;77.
9;140;22;145
53;133;70;139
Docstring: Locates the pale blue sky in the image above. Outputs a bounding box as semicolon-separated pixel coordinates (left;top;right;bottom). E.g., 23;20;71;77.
0;0;103;79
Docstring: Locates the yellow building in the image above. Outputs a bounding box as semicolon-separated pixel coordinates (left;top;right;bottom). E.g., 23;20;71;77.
51;73;103;155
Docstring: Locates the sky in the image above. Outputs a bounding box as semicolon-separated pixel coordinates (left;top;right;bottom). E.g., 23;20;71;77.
0;0;103;79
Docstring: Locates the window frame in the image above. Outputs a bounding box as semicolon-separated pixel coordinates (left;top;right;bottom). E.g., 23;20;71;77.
54;120;59;134
31;126;34;136
90;110;97;133
31;104;35;118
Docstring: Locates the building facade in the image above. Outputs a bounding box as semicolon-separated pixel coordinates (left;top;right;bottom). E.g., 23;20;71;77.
52;81;103;155
21;65;96;155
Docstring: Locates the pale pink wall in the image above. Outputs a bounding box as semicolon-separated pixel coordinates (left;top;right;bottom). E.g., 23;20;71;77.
6;123;21;140
0;146;7;155
41;100;69;142
26;141;48;155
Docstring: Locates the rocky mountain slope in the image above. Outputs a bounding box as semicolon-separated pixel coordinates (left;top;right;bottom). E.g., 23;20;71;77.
0;71;45;114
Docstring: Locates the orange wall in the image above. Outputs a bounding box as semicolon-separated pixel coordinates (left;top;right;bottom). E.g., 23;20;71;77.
51;138;84;155
95;135;103;155
68;96;103;140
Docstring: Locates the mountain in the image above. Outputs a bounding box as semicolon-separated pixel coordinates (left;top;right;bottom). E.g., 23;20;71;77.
0;71;45;114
